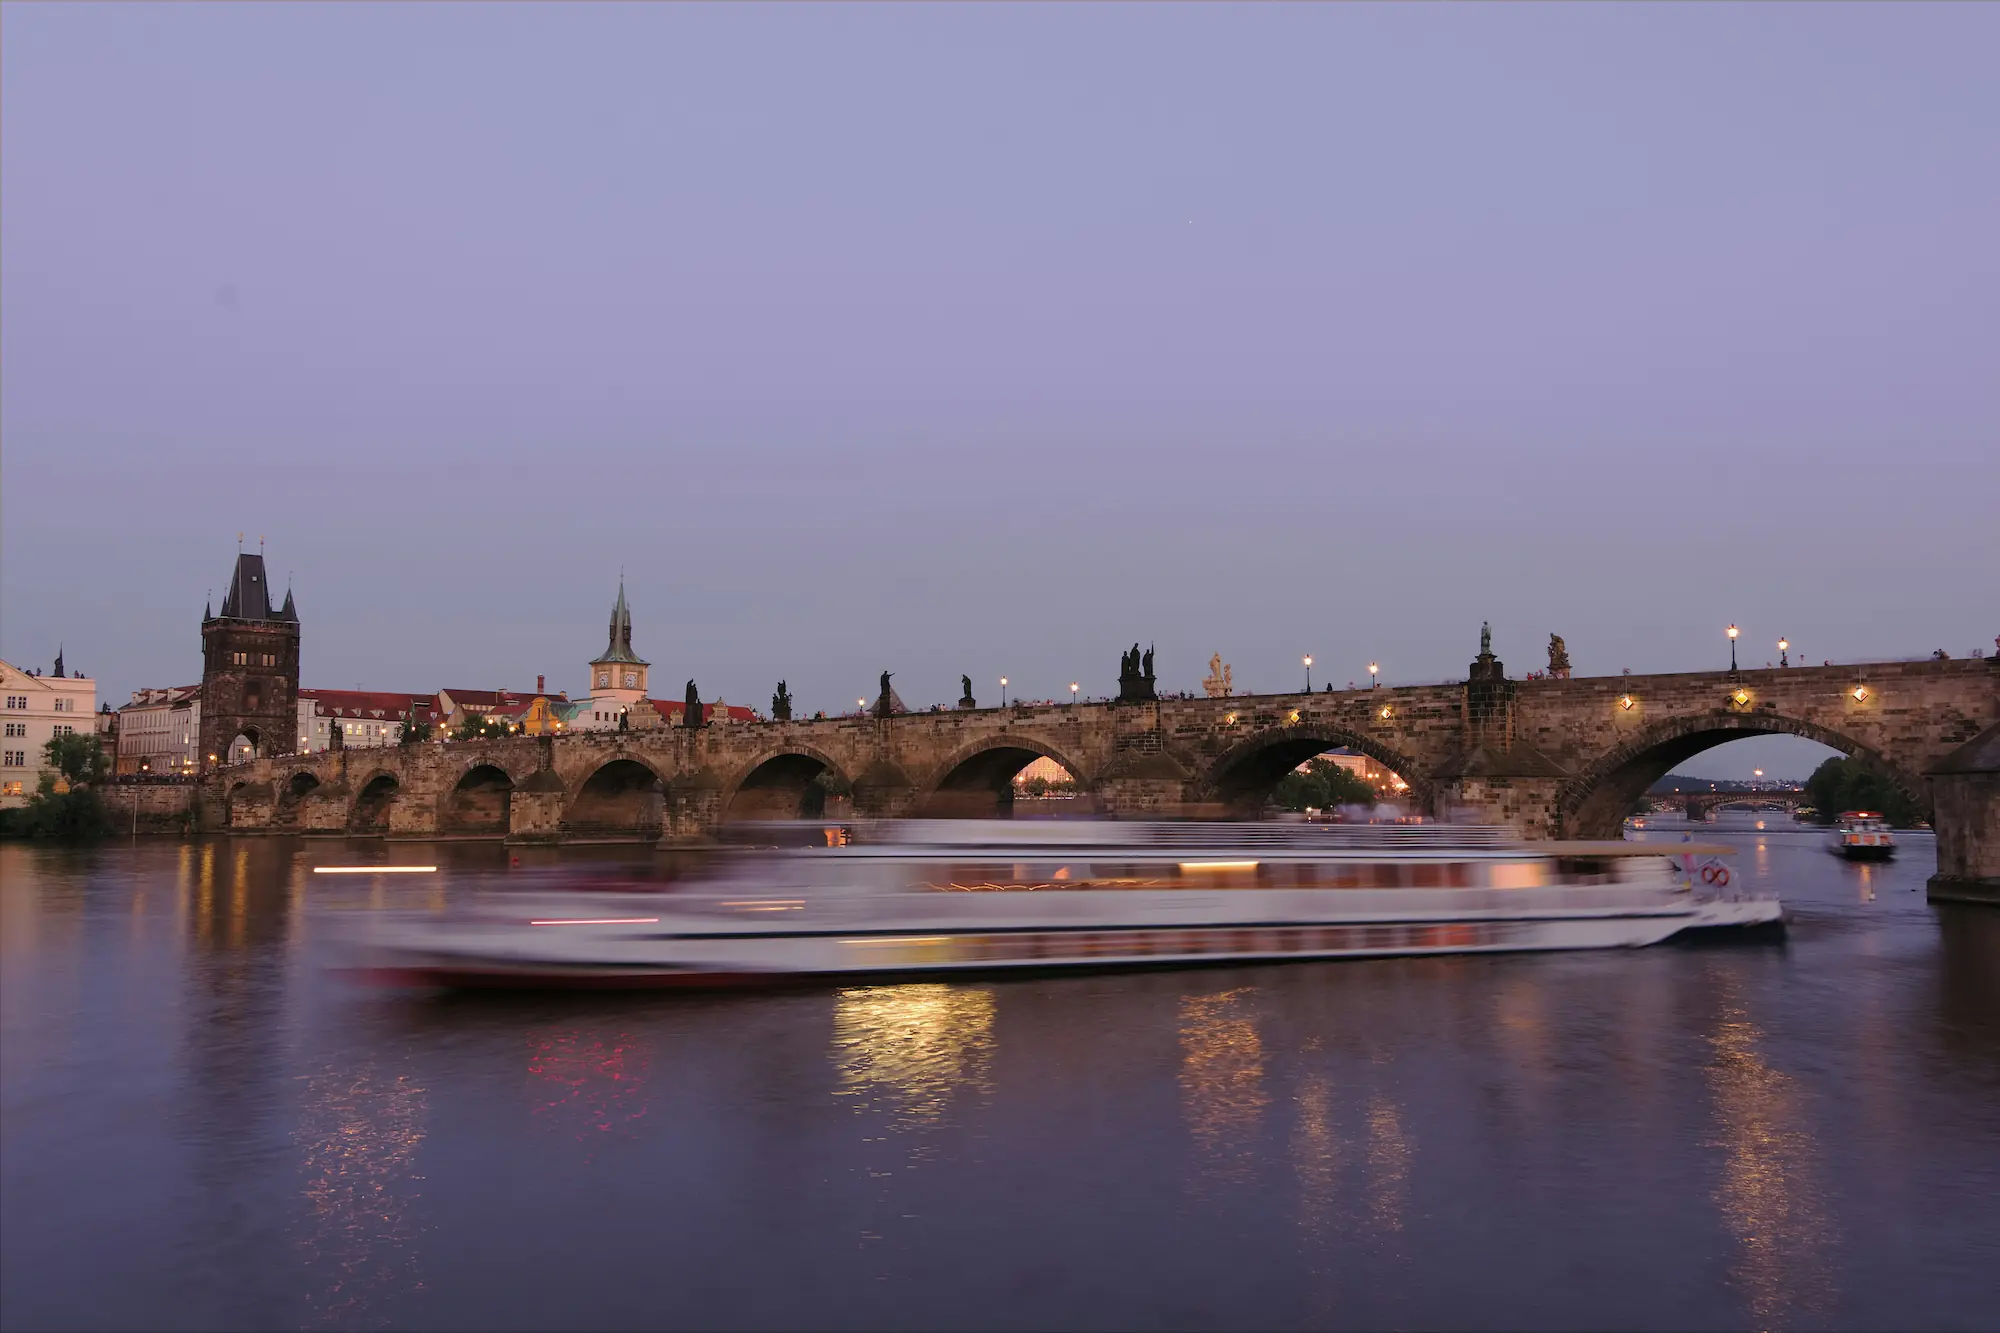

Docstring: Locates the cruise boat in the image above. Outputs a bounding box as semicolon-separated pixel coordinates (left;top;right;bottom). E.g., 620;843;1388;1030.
1830;811;1897;861
348;821;1784;990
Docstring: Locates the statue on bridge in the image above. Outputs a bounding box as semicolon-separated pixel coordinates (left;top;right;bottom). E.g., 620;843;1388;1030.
1118;642;1158;703
684;679;702;729
771;681;792;722
876;671;895;719
958;675;976;709
1547;634;1571;679
1203;653;1233;698
1481;621;1492;656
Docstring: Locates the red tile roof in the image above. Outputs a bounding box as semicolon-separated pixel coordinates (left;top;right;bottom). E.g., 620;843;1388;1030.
650;698;758;723
299;689;438;722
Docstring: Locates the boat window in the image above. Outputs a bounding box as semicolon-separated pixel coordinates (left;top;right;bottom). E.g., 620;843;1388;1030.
1488;861;1546;890
1408;863;1444;890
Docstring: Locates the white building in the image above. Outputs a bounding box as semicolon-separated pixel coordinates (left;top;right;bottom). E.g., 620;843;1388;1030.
1;654;99;807
297;689;436;752
116;685;202;776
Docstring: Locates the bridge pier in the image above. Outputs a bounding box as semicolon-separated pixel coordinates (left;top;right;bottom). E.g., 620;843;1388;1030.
1928;725;1999;906
1432;775;1563;840
298;784;352;834
507;770;567;844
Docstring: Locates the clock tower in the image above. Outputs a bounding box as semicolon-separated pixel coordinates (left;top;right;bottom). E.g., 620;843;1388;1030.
587;579;649;710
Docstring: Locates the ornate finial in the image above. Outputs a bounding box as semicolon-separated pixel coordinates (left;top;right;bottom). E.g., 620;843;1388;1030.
259;535;265;555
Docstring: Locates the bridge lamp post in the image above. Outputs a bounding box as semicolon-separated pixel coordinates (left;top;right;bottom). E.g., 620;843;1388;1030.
1727;624;1739;673
1368;662;1379;689
1000;676;1009;709
1778;637;1789;668
1303;655;1313;693
1070;682;1079;706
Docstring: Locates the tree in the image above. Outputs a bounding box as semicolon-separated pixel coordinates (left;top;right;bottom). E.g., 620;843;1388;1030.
454;713;509;741
1803;756;1922;827
0;734;112;840
399;715;433;746
1273;758;1379;812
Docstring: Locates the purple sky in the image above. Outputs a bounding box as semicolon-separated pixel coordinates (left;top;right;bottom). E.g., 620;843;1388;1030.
4;3;1994;779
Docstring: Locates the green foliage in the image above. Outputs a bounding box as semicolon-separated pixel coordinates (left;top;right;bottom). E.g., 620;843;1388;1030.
1273;758;1380;812
454;713;510;741
399;716;433;745
0;736;112;840
1016;775;1080;798
45;732;106;785
1804;756;1922;827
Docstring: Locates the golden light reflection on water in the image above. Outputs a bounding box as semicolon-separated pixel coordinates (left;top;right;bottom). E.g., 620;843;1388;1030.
1857;864;1876;903
1178;988;1269;1189
1292;1073;1341;1252
831;984;996;1274
831;984;995;1134
1364;1094;1411;1237
1704;976;1838;1328
295;1062;428;1329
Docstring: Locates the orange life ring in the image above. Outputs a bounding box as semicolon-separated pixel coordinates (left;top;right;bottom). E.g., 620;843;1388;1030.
1700;865;1718;884
1714;867;1730;887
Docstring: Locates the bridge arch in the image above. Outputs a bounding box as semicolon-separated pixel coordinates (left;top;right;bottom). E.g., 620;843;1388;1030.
565;756;669;836
1197;725;1431;812
1562;711;1928;839
921;734;1092;817
351;769;400;833
273;770;321;830
442;763;515;837
722;746;854;821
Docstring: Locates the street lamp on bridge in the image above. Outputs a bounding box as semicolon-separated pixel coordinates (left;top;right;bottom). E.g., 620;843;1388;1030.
1303;655;1313;693
1778;637;1790;668
1000;676;1009;709
1727;624;1739;673
1368;662;1379;689
1070;682;1079;706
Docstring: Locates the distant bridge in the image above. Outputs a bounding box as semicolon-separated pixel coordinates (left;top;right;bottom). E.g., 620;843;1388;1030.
1649;789;1810;821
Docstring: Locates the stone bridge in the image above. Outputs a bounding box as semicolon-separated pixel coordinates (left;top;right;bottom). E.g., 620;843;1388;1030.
1659;790;1809;821
203;656;1997;887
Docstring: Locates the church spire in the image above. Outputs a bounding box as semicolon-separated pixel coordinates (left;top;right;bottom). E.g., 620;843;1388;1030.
591;577;648;666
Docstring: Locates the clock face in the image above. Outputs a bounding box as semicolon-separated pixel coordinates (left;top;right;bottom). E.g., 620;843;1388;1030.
597;672;609;688
622;671;637;688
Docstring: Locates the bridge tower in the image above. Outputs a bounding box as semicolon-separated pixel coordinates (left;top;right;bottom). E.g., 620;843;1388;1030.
199;546;300;769
1431;623;1568;836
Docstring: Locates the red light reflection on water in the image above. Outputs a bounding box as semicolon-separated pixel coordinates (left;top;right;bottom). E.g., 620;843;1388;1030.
525;1030;651;1152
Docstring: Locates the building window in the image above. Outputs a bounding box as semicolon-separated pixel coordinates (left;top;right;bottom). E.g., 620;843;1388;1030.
2;724;21;738
4;697;24;709
53;725;74;736
3;752;24;767
53;698;72;712
2;781;22;796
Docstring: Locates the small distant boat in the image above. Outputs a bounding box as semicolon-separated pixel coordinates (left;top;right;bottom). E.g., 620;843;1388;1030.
1831;811;1896;861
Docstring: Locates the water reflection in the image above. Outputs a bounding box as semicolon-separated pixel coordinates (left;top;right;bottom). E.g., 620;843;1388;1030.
831;984;995;1140
831;984;996;1273
525;1027;652;1155
294;1061;428;1329
1703;971;1838;1328
1178;987;1269;1189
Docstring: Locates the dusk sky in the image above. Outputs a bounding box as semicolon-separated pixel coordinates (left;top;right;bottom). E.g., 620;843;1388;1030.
4;3;1994;778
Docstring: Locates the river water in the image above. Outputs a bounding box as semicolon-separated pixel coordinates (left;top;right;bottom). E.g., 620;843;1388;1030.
2;818;1995;1332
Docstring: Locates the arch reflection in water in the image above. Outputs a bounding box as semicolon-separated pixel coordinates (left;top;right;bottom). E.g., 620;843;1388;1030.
1178;988;1269;1189
1704;973;1839;1327
294;1062;428;1330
